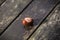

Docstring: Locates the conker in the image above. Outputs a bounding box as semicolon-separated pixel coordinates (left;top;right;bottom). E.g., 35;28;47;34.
22;17;33;27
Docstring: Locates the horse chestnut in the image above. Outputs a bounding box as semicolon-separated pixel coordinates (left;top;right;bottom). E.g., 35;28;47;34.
22;17;33;27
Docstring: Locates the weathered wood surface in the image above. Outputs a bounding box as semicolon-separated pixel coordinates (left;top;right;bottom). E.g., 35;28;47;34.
0;0;59;40
0;0;32;33
29;4;60;40
0;0;5;5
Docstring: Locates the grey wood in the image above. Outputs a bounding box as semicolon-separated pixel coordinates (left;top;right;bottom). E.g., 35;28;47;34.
0;0;60;40
0;0;5;5
29;4;60;40
0;0;32;33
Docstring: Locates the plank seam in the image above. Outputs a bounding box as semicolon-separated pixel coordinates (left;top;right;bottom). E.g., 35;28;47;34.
0;0;6;6
27;1;60;40
0;0;34;35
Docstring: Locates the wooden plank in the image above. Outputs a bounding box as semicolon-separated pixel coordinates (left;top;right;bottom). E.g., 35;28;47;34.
0;0;32;33
0;0;6;5
29;4;60;40
0;0;59;40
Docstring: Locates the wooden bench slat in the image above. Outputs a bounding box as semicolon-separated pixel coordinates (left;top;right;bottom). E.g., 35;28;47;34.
0;0;59;40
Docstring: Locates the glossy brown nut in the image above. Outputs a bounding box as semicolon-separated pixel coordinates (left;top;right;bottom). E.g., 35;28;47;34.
22;17;33;26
